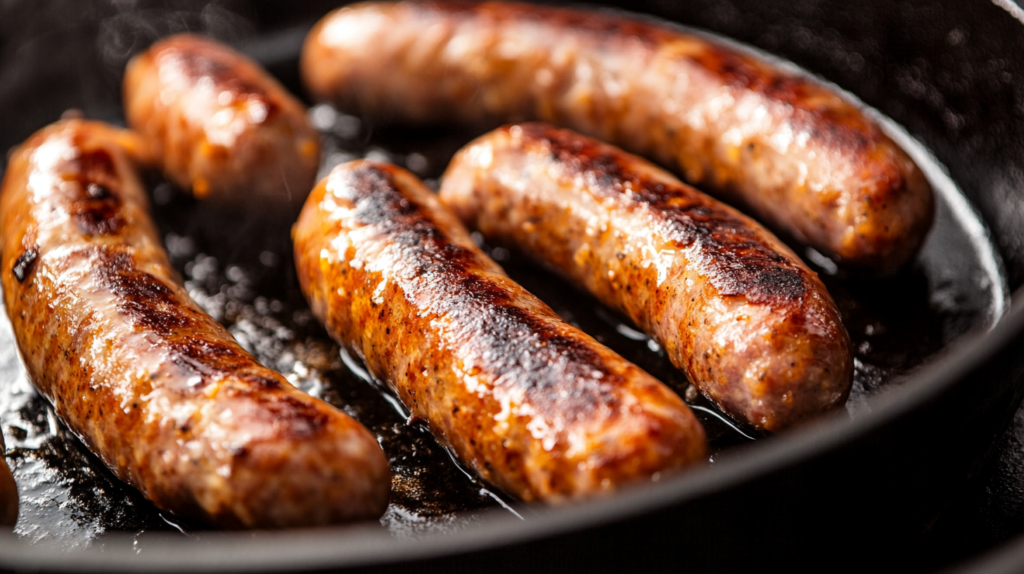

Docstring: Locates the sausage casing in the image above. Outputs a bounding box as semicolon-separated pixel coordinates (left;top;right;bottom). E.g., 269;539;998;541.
302;1;934;270
293;160;707;502
440;124;853;432
125;34;320;208
0;120;389;528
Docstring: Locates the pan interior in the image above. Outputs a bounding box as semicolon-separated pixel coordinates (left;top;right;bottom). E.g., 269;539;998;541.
0;17;1009;554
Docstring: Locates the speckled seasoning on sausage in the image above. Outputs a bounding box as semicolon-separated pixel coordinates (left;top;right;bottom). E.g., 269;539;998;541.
293;160;707;502
0;119;389;528
125;34;320;208
301;1;934;270
440;124;853;432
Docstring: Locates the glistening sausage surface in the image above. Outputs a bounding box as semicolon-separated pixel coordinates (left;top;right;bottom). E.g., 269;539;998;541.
293;160;707;502
301;1;934;271
125;34;320;208
0;120;389;528
440;124;853;432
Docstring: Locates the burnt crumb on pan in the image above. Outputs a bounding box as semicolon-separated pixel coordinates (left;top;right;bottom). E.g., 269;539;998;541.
12;246;38;283
523;124;810;304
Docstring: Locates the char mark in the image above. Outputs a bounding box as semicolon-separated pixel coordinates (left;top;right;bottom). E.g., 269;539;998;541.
12;247;38;283
94;250;189;334
432;271;621;420
88;247;287;392
63;148;125;236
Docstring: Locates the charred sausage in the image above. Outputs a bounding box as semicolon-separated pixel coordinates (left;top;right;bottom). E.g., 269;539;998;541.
0;119;389;528
125;34;320;208
301;1;934;271
440;124;853;432
293;160;707;502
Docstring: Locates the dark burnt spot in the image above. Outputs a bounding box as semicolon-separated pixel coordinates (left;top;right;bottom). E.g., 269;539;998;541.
72;198;123;236
12;247;38;283
93;249;188;333
64;148;125;236
528;123;809;304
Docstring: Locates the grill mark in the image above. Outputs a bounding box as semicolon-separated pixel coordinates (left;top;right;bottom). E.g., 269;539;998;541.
521;124;809;303
87;248;288;394
94;250;187;334
62;148;125;236
338;163;619;419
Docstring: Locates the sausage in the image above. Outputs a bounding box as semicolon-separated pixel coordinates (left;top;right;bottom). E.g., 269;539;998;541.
125;34;320;208
439;124;853;432
0;119;389;528
293;160;707;502
301;1;934;271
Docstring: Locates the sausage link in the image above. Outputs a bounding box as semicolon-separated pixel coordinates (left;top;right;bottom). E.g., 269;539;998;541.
293;160;707;502
125;34;320;208
0;120;389;528
301;1;934;271
440;124;853;432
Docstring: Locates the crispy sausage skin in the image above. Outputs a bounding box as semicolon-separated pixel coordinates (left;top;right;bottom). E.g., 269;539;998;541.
440;124;853;432
125;34;320;208
302;1;934;271
293;160;707;502
0;120;389;528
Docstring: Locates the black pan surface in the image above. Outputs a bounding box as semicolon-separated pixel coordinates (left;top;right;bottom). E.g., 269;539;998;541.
0;0;1022;571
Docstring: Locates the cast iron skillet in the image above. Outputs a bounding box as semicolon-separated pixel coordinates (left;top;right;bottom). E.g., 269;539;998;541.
1;0;1024;571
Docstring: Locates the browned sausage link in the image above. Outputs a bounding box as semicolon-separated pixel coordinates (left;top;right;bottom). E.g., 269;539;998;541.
293;160;707;502
125;34;320;207
301;1;934;271
440;124;853;432
0;120;389;528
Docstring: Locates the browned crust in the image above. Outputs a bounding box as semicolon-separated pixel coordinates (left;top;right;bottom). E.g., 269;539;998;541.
440;124;854;432
302;0;934;270
125;34;320;207
0;120;389;528
293;160;707;502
